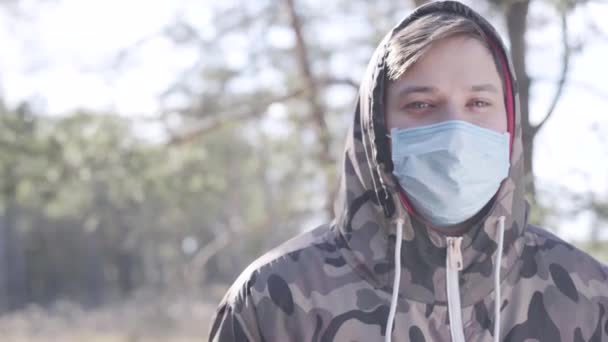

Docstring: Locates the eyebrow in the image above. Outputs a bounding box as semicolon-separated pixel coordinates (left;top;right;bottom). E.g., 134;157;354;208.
396;84;500;97
470;84;500;93
397;85;438;97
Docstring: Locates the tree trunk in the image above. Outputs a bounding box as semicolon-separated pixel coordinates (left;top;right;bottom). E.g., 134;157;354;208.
84;228;103;307
5;201;26;310
0;216;8;312
506;0;536;201
1;163;28;311
284;0;336;218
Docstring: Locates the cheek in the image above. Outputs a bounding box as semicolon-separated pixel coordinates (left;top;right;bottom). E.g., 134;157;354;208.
385;90;410;130
487;108;508;133
385;104;408;130
499;108;508;132
386;110;418;131
385;108;396;129
387;112;409;130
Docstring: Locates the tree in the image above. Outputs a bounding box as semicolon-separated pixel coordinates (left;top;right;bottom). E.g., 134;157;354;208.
500;0;575;201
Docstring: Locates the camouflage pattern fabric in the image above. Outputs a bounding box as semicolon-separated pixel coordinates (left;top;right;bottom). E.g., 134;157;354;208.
208;1;608;341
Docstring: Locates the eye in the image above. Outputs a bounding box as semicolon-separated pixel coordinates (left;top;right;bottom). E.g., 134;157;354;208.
404;101;433;109
468;100;491;108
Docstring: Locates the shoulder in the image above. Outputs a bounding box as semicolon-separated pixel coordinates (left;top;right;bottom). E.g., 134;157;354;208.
521;224;608;296
218;223;339;309
209;223;339;340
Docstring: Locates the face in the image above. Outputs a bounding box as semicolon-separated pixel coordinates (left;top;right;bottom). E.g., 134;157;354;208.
386;35;507;133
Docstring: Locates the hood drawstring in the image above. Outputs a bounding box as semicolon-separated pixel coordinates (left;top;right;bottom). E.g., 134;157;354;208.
385;217;404;342
494;216;506;342
385;215;506;342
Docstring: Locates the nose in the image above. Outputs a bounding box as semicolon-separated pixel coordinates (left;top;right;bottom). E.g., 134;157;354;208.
442;102;466;123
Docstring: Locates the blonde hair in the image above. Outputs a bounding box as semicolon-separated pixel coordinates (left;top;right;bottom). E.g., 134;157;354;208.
386;12;503;82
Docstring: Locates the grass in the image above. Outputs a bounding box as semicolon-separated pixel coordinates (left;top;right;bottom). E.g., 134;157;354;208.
0;285;229;342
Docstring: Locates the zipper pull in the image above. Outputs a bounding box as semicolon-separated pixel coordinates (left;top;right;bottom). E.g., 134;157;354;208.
447;237;463;271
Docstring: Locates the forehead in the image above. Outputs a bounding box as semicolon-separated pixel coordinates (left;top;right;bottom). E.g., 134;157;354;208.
403;36;499;80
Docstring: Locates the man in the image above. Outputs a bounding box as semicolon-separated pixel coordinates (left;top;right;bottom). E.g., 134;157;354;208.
209;1;608;341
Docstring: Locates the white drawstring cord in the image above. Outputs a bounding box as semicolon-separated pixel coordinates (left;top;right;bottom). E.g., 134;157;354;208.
446;236;465;342
385;215;505;342
494;216;506;342
385;218;404;342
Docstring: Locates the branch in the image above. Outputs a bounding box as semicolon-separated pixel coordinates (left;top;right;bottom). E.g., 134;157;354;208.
166;89;304;146
284;0;337;216
183;213;244;290
586;4;608;43
184;231;231;289
283;0;331;161
162;75;358;146
532;11;570;136
321;77;359;91
111;30;165;71
531;77;608;101
109;4;272;78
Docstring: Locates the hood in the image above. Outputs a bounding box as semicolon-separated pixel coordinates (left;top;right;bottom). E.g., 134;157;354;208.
333;0;529;306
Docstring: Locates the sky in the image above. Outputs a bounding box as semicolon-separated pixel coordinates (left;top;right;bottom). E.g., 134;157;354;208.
0;0;607;240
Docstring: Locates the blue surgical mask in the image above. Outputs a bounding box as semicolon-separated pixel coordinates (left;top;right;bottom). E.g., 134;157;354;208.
391;120;510;227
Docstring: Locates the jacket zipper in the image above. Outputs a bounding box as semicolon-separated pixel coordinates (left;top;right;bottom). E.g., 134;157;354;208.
446;237;466;342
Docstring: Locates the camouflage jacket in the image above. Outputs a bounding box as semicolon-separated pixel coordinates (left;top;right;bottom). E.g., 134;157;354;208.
208;1;608;341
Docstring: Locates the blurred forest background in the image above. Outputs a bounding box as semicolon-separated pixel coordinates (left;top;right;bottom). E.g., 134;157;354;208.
0;0;607;340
